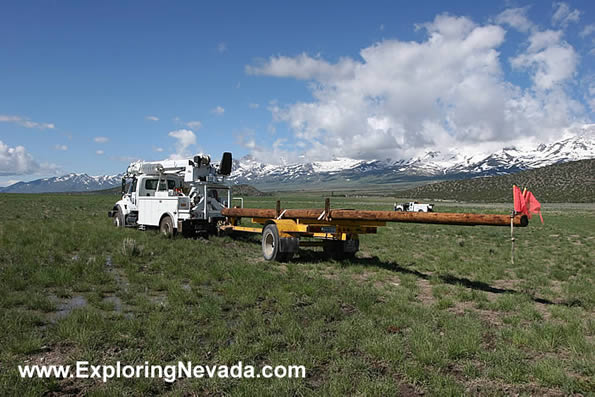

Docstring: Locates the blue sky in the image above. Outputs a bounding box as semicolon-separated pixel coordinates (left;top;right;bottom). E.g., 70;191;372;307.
0;0;593;185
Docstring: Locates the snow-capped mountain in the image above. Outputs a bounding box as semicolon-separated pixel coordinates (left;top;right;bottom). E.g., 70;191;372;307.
228;124;595;187
2;124;593;193
0;173;124;193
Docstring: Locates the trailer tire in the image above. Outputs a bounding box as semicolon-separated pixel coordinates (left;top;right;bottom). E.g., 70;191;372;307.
262;224;287;262
113;208;124;228
160;216;175;238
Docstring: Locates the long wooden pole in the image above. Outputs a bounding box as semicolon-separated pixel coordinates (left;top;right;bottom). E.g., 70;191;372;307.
221;207;528;227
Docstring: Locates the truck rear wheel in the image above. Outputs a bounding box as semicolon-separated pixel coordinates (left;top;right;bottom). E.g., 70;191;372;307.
160;216;175;237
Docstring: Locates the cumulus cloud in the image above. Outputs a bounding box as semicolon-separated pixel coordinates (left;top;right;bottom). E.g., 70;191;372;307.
185;120;202;129
249;103;260;109
511;30;578;90
146;115;159;121
168;129;196;158
54;144;68;151
552;2;581;28
246;13;586;162
236;130;298;164
96;150;104;155
0;115;55;130
0;141;41;175
211;106;225;115
494;7;534;32
580;24;595;38
153;146;164;152
93;136;109;143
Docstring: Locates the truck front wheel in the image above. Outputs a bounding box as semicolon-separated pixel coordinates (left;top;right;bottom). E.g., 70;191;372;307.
113;208;124;228
159;216;175;237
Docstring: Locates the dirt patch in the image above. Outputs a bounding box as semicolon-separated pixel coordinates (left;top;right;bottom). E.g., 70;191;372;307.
416;279;435;305
463;378;566;397
24;343;76;366
447;301;504;327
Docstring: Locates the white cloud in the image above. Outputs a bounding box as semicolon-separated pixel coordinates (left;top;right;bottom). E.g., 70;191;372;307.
153;146;164;152
54;144;68;151
96;150;104;155
217;42;227;53
94;136;109;143
580;24;595;38
211;106;225;115
246;13;586;162
246;53;357;81
511;30;578;90
0;178;22;187
494;7;534;32
249;103;260;109
0;140;41;175
146;115;159;121
552;2;581;28
168;129;196;158
0;115;55;130
185;120;202;129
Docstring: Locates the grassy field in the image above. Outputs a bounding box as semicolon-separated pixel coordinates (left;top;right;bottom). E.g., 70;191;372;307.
0;193;593;396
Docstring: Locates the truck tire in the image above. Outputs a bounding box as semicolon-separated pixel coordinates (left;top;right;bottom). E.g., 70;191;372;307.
113;208;124;228
160;216;175;237
262;224;289;261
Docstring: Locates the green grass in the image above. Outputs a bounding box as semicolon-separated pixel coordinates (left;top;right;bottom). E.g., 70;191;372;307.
0;193;593;396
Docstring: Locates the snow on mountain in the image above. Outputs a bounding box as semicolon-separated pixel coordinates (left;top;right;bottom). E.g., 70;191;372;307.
228;124;595;186
0;173;124;193
2;124;593;192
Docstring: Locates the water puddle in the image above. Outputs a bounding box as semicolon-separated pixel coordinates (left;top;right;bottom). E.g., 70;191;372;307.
48;295;88;322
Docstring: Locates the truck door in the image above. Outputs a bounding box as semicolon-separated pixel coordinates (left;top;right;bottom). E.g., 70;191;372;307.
129;177;137;206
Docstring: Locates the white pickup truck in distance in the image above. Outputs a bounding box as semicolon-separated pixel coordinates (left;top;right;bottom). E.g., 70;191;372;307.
394;201;434;212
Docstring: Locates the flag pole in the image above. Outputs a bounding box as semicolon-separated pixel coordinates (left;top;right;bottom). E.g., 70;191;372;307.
511;185;516;265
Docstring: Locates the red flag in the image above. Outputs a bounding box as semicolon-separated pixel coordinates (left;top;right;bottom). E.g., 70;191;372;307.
512;186;544;223
513;185;526;214
525;191;544;223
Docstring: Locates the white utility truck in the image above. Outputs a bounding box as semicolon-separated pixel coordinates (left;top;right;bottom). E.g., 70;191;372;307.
394;201;434;212
108;152;233;236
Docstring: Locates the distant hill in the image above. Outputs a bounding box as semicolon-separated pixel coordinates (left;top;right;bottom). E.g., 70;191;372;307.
231;184;271;197
396;159;595;203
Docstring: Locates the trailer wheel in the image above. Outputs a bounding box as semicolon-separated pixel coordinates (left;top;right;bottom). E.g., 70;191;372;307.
113;208;124;228
262;224;287;261
160;216;175;237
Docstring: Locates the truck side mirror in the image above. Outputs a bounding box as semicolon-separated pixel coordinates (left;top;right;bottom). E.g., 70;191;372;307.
121;178;126;194
219;152;232;175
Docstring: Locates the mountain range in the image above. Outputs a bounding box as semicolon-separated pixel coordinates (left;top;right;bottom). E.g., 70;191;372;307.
2;124;593;193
